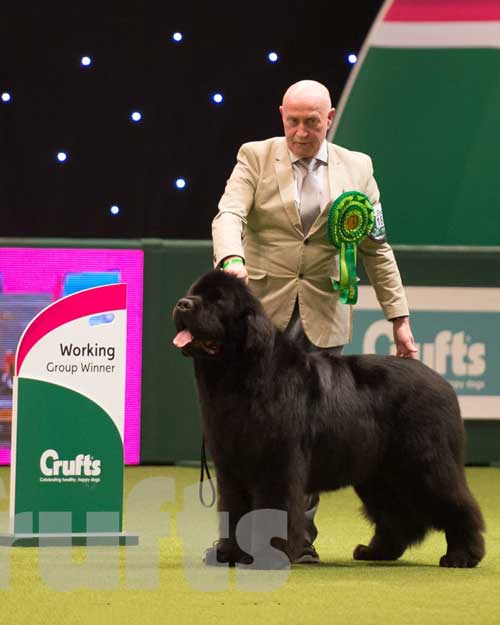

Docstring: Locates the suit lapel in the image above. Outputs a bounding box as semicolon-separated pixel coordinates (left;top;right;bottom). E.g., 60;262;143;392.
327;143;346;204
274;140;303;234
308;142;346;237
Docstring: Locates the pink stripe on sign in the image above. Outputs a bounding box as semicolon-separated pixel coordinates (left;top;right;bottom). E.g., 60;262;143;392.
385;0;500;22
16;283;126;375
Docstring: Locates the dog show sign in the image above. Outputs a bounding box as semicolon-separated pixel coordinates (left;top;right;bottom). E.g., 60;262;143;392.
1;284;137;545
346;286;500;420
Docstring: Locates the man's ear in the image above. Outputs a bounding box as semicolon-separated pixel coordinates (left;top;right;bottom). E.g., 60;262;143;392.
327;107;336;127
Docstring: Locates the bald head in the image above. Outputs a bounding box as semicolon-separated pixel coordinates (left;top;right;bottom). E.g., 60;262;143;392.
280;80;335;158
282;80;332;111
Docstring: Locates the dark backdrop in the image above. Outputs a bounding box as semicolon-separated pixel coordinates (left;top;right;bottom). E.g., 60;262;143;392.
0;1;383;239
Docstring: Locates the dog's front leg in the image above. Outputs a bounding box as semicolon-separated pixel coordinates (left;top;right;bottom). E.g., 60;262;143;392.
246;473;305;567
204;470;253;567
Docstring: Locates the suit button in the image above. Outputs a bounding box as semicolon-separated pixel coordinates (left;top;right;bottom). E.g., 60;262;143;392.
298;273;304;279
304;239;309;245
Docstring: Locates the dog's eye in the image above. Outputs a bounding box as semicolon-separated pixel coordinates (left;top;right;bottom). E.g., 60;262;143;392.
212;289;227;304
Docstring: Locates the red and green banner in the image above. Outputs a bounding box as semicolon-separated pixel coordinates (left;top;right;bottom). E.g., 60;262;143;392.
330;0;500;246
8;284;135;543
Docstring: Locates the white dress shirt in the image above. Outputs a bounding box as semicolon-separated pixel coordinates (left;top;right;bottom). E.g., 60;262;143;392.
289;140;331;215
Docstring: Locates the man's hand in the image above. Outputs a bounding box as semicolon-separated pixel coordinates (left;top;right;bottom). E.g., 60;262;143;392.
392;317;418;359
221;256;248;284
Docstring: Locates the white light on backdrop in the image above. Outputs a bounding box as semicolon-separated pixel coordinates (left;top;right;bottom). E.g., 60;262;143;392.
110;205;120;215
57;152;68;162
348;53;358;64
175;178;187;189
1;92;12;102
81;56;92;67
212;93;223;104
131;111;142;122
172;32;183;42
268;52;279;63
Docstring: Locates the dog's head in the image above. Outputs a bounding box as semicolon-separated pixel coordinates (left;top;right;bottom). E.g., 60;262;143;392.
172;270;274;358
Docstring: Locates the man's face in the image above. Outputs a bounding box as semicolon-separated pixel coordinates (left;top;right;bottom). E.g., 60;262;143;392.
280;99;335;158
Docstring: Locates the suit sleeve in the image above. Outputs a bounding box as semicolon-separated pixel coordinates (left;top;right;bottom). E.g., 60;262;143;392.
212;143;259;267
358;155;410;320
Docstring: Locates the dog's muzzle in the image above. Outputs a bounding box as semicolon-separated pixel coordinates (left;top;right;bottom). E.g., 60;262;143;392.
172;297;220;356
176;297;195;312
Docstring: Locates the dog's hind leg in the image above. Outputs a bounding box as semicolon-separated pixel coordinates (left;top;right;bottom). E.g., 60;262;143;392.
353;482;428;562
435;486;485;568
417;460;485;568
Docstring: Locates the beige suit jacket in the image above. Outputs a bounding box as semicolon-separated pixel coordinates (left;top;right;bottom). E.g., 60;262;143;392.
212;137;409;347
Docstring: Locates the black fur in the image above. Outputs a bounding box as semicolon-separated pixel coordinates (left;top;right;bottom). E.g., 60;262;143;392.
173;270;485;568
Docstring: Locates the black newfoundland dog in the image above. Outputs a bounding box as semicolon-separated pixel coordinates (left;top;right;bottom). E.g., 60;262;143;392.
173;270;485;568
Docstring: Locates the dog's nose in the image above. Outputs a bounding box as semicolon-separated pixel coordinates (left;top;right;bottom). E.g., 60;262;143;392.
176;297;195;312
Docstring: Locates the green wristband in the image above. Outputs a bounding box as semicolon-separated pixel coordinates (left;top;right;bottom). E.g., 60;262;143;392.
222;257;244;270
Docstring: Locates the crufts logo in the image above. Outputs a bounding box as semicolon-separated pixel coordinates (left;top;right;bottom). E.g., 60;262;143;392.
40;449;101;477
363;322;486;376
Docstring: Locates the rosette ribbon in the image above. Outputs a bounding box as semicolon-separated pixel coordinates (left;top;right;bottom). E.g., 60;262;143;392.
326;191;374;305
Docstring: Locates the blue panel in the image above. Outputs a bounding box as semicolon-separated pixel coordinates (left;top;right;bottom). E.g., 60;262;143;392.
63;271;121;296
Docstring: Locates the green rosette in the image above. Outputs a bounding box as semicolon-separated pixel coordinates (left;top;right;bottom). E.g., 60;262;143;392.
326;191;374;305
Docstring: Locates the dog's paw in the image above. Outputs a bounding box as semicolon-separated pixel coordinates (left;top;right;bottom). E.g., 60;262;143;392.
203;545;232;567
203;542;253;567
439;552;481;568
236;549;291;570
353;543;400;561
353;544;372;561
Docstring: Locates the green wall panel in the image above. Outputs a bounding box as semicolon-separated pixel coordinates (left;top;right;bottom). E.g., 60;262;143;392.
332;48;500;246
140;240;212;464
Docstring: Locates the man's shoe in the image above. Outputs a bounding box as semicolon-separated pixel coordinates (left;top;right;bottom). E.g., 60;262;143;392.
293;543;320;564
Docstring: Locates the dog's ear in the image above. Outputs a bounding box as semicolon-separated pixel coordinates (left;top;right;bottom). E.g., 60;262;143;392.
244;309;275;353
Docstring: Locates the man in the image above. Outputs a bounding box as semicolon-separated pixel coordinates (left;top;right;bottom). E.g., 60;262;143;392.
211;79;417;563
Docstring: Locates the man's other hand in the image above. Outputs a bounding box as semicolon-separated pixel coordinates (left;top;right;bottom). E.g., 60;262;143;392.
392;317;418;359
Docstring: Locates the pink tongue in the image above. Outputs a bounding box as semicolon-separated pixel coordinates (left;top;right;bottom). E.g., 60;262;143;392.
173;329;193;348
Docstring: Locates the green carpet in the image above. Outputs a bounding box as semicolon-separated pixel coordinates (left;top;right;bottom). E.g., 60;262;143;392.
1;466;499;625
